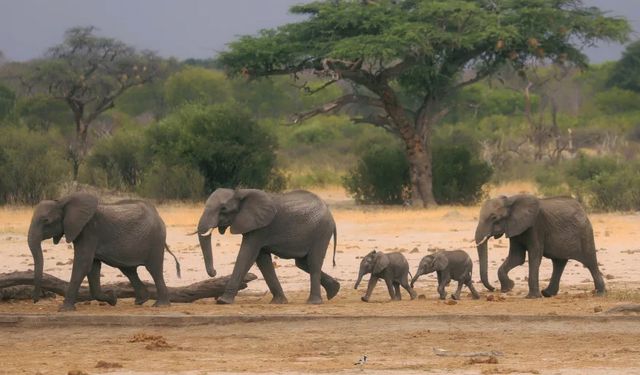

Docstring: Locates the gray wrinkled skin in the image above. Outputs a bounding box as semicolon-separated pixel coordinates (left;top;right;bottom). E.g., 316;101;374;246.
474;194;606;298
28;193;178;311
354;250;417;302
197;189;340;305
411;250;480;300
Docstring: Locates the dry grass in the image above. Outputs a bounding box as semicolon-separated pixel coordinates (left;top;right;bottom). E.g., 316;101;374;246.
0;206;34;234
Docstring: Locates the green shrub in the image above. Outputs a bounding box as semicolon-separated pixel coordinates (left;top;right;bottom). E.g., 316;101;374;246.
146;103;285;193
0;84;15;120
343;134;492;205
0;127;70;204
432;137;493;205
85;127;146;190
342;142;411;205
536;154;640;211
137;161;205;201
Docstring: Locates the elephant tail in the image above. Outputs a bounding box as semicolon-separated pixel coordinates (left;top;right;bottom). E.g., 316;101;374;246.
332;225;337;267
165;244;182;279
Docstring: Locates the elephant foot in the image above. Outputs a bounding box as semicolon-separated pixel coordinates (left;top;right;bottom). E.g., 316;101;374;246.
135;295;150;305
594;289;607;297
360;296;369;303
525;292;542;299
216;294;235;305
306;295;323;304
439;295;446;300
103;290;117;306
58;303;76;312
409;291;417;300
541;288;558;298
270;295;288;304
471;294;480;300
324;279;341;300
500;279;515;293
152;300;171;307
451;294;460;301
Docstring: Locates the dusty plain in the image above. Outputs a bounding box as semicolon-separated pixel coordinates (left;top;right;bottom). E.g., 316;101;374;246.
1;184;640;374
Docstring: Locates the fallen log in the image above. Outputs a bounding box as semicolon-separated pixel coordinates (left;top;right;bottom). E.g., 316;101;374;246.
606;304;640;314
0;271;257;303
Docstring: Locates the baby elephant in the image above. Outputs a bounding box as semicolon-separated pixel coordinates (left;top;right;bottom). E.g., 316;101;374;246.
411;250;480;300
354;250;417;302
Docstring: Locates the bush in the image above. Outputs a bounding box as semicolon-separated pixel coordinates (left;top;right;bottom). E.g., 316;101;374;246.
0;127;70;204
137;161;205;201
432;137;493;205
342;142;411;205
536;154;640;211
85;127;146;190
343;134;492;205
146;103;285;193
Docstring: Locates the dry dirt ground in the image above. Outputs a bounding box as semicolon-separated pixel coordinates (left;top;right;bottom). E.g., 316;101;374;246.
1;184;640;374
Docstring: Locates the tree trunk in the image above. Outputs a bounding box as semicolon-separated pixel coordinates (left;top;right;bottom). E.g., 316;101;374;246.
0;271;258;303
406;135;437;207
378;86;437;208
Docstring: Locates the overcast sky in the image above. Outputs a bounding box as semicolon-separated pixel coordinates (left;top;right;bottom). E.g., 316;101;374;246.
1;0;638;63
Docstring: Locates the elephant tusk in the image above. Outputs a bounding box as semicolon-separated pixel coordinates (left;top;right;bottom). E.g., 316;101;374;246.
475;235;489;247
187;230;199;236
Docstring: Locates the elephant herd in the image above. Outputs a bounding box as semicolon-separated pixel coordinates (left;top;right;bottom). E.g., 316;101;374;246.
26;189;606;311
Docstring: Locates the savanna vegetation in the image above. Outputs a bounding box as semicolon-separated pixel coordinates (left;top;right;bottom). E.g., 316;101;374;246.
0;1;638;211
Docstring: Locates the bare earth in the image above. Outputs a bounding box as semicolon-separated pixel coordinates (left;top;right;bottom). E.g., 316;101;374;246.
1;184;640;374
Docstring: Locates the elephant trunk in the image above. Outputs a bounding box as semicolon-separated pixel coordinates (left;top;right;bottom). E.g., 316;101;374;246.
198;233;217;278
410;271;421;288
476;240;494;292
27;224;44;303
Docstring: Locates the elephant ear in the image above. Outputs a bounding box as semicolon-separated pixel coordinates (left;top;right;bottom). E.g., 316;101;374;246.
505;195;540;238
373;252;390;274
433;253;449;271
230;189;277;234
58;193;99;243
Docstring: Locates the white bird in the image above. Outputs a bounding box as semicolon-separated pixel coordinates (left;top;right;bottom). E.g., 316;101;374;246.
354;354;367;369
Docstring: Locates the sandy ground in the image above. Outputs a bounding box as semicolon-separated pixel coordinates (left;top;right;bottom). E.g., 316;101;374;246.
1;183;640;374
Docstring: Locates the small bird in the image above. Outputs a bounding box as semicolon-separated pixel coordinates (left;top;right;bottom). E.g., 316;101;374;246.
354;354;367;369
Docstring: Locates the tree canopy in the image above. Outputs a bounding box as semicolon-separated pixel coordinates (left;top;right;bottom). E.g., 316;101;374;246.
23;26;166;178
607;40;640;93
219;0;630;206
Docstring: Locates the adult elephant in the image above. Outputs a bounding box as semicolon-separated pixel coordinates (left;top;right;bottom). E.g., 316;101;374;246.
196;188;340;304
28;193;180;311
475;194;605;298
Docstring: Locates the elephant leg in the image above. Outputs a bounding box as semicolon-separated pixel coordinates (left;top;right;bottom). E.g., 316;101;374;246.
256;251;287;304
362;276;378;302
385;278;397;301
542;258;568;297
437;276;450;300
219;241;260;305
466;279;480;300
525;249;543;299
119;266;150;305
451;280;464;300
87;260;116;306
393;282;401;300
295;258;340;300
61;242;96;311
582;256;606;296
498;244;526;293
145;258;170;307
400;274;417;300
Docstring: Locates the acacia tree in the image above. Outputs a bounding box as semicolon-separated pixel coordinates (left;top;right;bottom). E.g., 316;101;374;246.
25;26;165;179
218;0;629;206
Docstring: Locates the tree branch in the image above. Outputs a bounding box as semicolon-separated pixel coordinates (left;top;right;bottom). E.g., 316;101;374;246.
288;94;383;124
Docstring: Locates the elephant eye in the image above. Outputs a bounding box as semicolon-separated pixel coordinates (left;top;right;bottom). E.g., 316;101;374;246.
220;205;228;212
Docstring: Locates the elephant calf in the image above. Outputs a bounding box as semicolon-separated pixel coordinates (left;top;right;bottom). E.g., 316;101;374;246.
354;250;416;302
411;250;480;300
